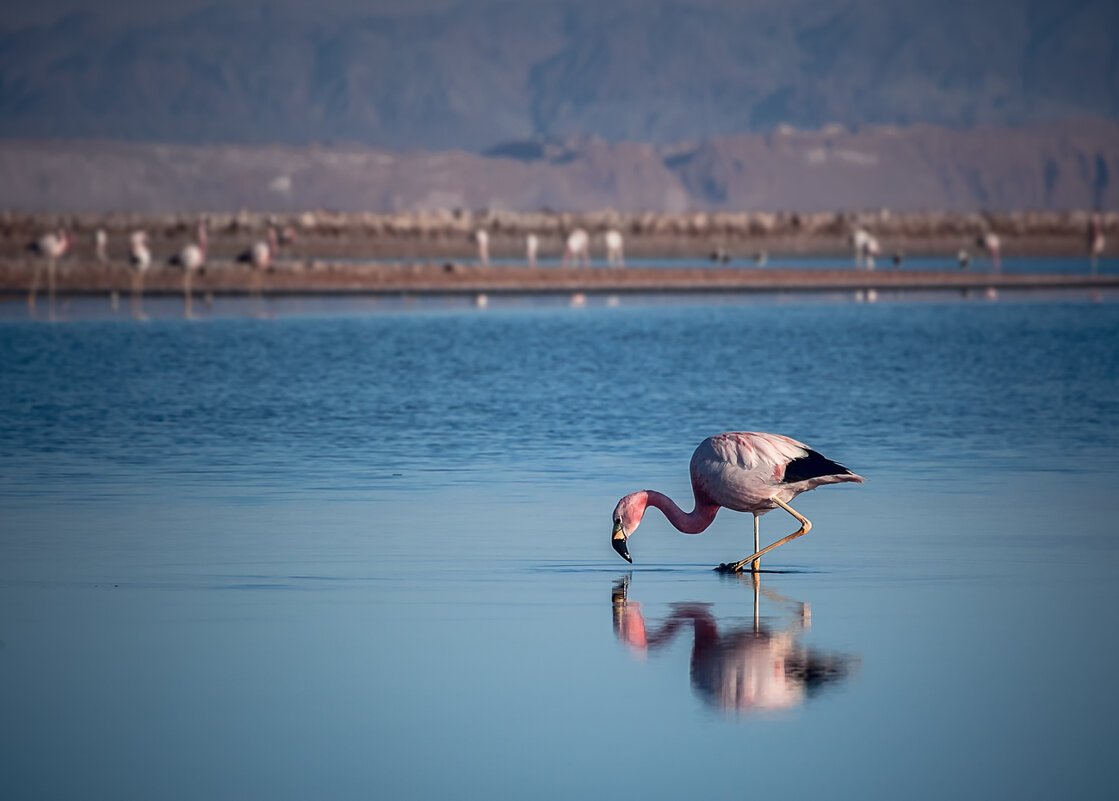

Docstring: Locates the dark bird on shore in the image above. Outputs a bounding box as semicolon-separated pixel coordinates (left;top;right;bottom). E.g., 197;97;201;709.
891;251;904;267
611;432;862;571
709;248;731;263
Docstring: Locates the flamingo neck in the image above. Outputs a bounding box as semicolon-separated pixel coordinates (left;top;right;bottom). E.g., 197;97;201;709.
643;490;719;535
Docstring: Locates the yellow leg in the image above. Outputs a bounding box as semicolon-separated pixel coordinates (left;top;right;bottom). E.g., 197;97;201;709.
717;498;812;573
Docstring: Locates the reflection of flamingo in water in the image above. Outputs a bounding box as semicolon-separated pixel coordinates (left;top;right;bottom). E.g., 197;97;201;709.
612;432;862;572
612;574;857;713
27;229;71;319
168;220;207;319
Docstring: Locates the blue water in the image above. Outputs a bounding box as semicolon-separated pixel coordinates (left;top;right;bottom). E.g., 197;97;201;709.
2;300;1118;800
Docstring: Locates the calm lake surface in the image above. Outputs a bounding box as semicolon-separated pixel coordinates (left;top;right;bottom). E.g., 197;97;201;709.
2;297;1118;799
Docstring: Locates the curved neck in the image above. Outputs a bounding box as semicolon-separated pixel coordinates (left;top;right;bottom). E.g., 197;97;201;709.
645;490;718;535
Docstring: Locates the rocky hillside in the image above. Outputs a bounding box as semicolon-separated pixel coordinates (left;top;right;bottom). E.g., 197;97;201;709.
1;121;1114;213
0;0;1116;151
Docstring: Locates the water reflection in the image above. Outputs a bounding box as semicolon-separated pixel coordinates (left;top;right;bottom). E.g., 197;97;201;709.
612;574;859;715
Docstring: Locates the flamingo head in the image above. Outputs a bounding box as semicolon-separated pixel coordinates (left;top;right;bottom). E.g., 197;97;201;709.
611;491;648;563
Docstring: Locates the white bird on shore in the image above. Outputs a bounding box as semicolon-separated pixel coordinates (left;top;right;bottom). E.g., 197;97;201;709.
978;230;1001;271
851;228;871;269
563;228;590;267
526;233;539;267
128;230;151;319
237;226;278;313
169;220;207;319
1089;213;1105;274
94;229;108;264
957;249;971;269
605;229;625;266
27;228;71;319
862;235;880;270
475;229;490;265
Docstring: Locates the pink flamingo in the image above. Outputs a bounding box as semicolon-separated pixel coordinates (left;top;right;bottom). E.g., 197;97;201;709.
562;228;590;267
604;229;625;266
1089;213;1105;274
168;220;207;318
128;230;151;319
611;432;862;572
27;228;71;319
977;230;1001;271
237;226;278;312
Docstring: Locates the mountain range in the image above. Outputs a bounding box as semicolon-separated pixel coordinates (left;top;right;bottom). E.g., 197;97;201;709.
1;0;1117;151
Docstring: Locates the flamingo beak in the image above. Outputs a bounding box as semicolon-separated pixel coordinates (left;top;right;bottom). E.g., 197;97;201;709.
612;523;632;563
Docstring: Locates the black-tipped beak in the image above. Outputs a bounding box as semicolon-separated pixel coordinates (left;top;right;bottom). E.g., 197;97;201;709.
612;525;632;563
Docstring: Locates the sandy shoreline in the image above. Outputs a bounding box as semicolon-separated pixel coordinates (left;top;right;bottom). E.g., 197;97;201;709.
2;260;1116;299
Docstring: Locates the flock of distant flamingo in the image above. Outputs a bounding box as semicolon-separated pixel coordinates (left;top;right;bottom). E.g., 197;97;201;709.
24;214;1108;320
26;220;293;320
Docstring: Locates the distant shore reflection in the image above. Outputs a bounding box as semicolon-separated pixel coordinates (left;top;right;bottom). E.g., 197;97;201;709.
612;574;859;715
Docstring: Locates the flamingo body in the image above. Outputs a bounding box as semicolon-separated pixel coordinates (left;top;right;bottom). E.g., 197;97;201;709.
612;432;862;569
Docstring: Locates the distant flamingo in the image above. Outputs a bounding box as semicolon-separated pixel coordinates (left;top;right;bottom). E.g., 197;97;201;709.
977;230;1001;271
1089;213;1105;274
605;229;625;266
94;229;108;264
237;226;278;313
169;220;207;319
127;230;151;319
526;233;539;267
563;228;590;267
27;228;71;319
850;228;871;269
474;229;490;265
611;432;862;572
862;234;880;270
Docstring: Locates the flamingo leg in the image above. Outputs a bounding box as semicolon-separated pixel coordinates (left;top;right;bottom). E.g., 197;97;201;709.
28;261;42;315
716;498;812;573
183;271;193;319
47;259;57;321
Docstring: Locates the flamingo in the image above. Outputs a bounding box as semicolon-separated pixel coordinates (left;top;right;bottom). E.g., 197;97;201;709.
611;432;862;572
94;229;108;264
168;220;207;319
127;230;151;319
526;233;539;267
237;226;278;313
850;228;871;269
27;228;70;319
605;229;625;266
1089;213;1105;274
474;229;490;265
977;230;1001;271
563;228;590;267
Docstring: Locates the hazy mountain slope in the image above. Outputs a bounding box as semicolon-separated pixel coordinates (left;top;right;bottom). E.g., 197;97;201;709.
0;0;1116;150
1;121;1114;213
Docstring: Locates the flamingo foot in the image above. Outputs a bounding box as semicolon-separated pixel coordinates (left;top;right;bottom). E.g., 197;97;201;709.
715;556;761;573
